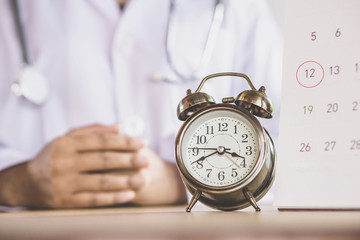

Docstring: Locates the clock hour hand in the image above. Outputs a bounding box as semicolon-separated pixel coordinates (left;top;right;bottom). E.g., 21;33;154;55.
191;151;218;164
224;150;245;160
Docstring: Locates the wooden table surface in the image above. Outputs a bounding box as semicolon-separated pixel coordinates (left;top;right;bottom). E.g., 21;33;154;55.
1;205;360;240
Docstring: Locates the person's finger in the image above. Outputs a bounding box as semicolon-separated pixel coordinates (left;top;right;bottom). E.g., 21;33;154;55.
72;134;148;152
77;151;149;171
70;190;136;207
67;124;120;136
73;173;146;192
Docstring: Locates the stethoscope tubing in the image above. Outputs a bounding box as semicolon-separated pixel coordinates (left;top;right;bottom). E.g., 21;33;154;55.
10;0;29;65
9;0;50;105
164;0;225;83
9;0;226;94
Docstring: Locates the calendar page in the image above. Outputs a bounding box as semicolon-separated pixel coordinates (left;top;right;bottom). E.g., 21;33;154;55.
274;0;360;208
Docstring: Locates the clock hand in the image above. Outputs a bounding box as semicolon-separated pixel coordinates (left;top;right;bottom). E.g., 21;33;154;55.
224;150;245;160
191;151;218;164
224;153;242;169
188;147;231;151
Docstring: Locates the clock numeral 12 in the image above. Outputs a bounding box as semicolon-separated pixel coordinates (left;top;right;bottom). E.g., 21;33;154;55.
218;122;228;132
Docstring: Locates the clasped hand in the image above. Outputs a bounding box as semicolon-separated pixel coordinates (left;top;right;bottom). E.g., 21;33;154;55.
0;124;186;208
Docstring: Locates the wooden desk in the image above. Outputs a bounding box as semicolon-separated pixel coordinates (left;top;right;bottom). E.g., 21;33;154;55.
1;205;360;240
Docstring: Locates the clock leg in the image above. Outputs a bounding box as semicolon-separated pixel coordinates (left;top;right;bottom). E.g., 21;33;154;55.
243;188;261;212
186;191;201;212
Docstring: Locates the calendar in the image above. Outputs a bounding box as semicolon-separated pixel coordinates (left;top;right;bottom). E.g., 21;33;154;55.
274;0;360;208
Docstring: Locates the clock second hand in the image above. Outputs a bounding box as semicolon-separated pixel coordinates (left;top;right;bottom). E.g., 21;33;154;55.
223;154;242;169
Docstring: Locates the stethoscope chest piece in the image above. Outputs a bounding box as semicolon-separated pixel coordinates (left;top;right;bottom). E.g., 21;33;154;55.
11;65;49;105
122;115;146;137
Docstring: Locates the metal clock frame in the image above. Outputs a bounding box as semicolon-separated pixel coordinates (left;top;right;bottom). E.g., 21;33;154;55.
175;104;276;212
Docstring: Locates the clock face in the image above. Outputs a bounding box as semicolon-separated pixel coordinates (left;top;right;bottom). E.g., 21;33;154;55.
179;108;261;188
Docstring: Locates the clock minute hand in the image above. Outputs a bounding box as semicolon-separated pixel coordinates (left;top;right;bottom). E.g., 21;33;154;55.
191;151;218;164
188;147;230;151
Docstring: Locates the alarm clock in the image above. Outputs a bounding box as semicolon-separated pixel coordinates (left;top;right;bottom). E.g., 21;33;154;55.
175;72;276;212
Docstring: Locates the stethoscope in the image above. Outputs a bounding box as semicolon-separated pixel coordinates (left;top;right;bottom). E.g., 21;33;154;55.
10;0;49;105
10;0;225;105
156;0;225;83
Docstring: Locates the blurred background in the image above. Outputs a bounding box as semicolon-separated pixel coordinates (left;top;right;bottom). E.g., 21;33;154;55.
268;0;285;32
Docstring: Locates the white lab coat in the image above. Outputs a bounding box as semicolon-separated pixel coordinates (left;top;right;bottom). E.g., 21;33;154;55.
0;0;282;171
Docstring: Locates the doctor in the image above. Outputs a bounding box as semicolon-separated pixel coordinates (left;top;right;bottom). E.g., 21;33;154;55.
0;0;282;208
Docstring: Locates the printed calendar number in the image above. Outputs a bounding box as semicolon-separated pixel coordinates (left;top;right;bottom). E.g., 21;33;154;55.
311;31;317;41
329;65;340;75
303;105;314;115
277;0;360;209
296;61;324;88
350;140;360;150
335;28;341;38
326;103;338;113
353;101;360;111
300;143;311;152
324;141;336;151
